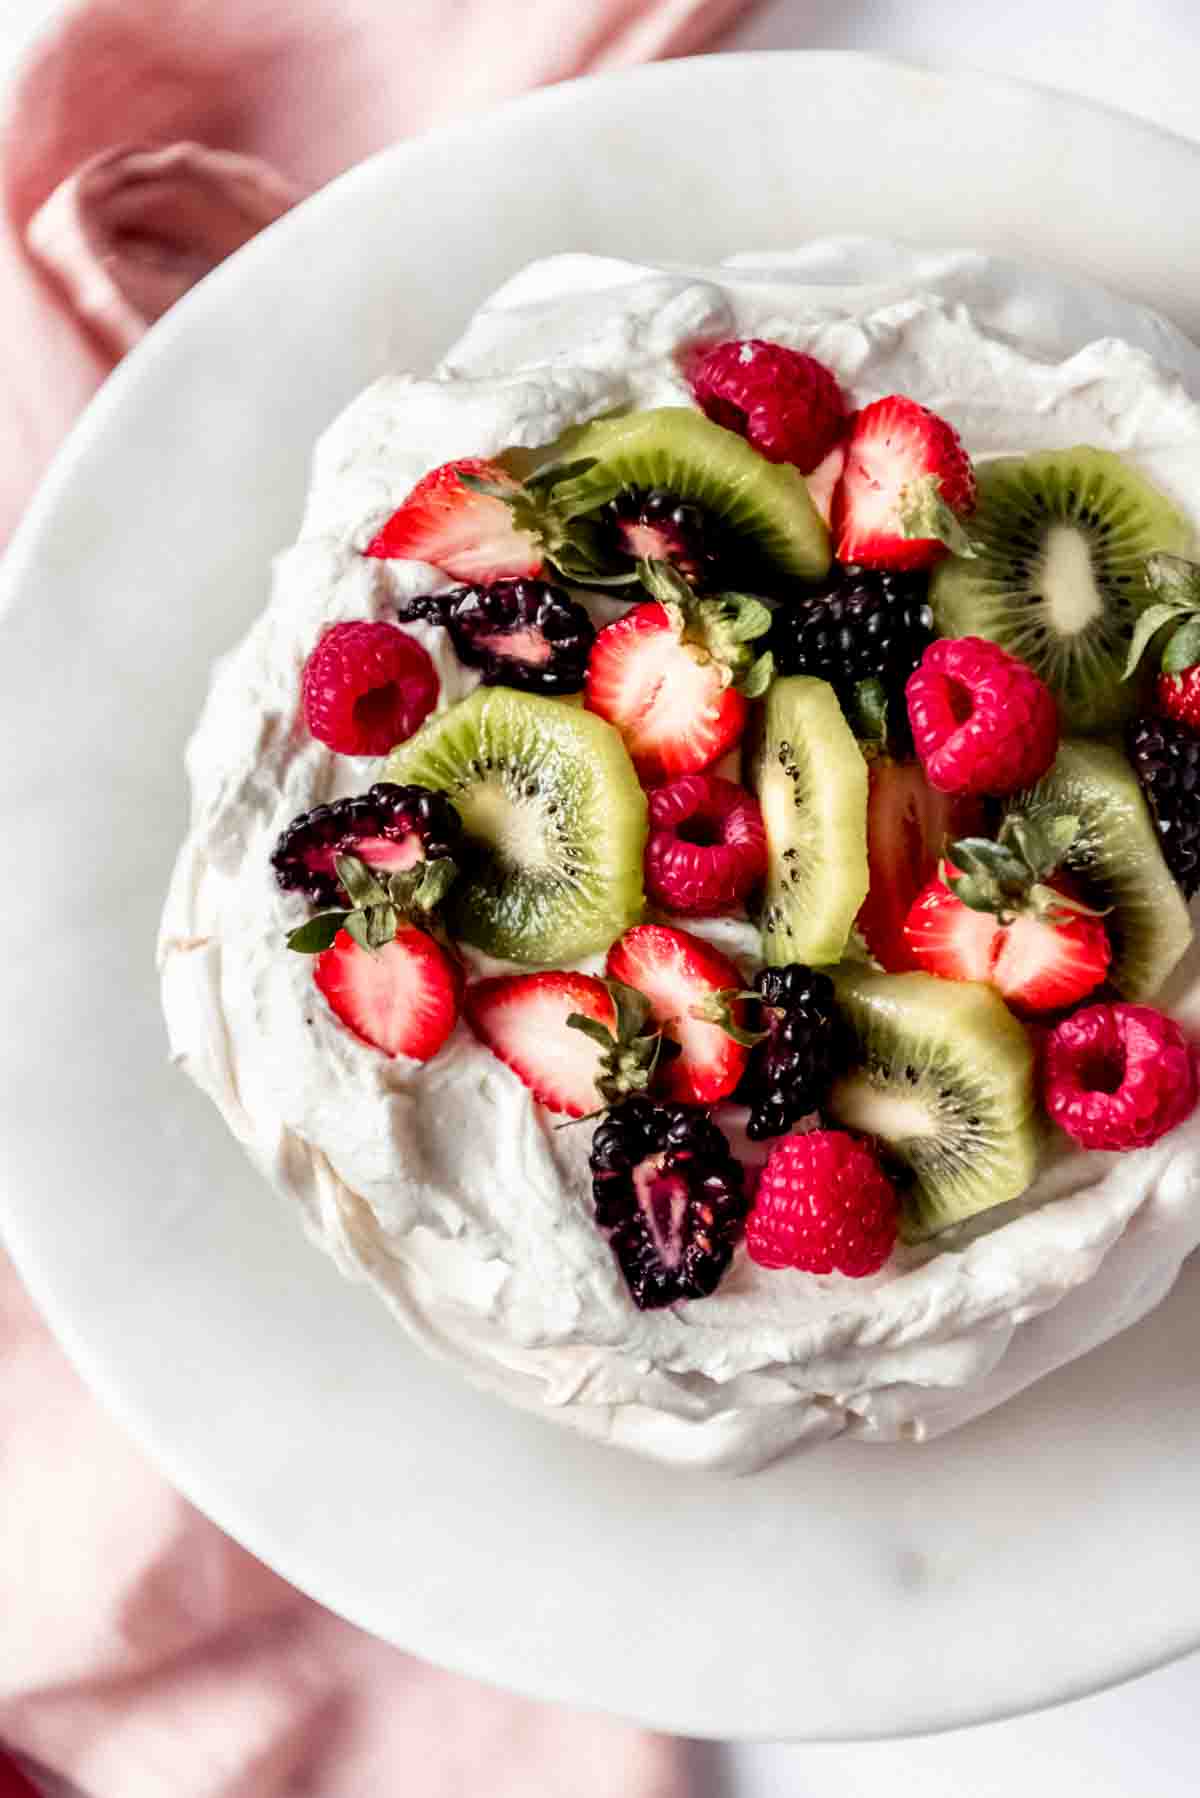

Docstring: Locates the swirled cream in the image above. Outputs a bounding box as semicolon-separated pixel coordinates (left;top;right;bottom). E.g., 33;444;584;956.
159;240;1200;1474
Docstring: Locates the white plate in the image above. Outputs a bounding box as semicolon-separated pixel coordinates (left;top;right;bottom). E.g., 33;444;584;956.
4;54;1200;1742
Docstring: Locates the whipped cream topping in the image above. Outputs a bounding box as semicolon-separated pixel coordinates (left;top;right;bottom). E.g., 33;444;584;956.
160;239;1200;1474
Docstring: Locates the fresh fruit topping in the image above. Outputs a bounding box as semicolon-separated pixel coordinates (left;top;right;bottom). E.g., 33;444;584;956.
1044;1002;1197;1151
385;686;647;965
689;339;846;474
749;674;869;966
465;973;672;1118
832;395;976;571
584;562;772;783
1120;551;1200;724
404;578;595;695
1016;738;1193;1000
929;447;1192;733
589;1096;747;1308
605;923;750;1106
745;1129;898;1276
312;919;461;1061
271;782;461;910
542;406;831;583
603;488;726;588
736;965;848;1141
644;774;767;916
902;815;1111;1015
856;757;974;973
806;438;846;527
769;564;934;745
364;457;542;581
283;849;458;956
829;967;1038;1240
1158;666;1200;733
906;635;1059;796
301;621;438;756
1127;715;1200;899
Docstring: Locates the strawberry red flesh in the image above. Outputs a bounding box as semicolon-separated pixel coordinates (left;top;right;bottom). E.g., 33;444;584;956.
832;394;975;571
364;457;542;582
314;922;461;1060
584;602;747;784
465;972;616;1118
903;873;1110;1015
606;923;748;1105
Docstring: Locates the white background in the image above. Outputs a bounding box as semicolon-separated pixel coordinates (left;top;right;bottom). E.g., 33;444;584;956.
2;0;1198;1790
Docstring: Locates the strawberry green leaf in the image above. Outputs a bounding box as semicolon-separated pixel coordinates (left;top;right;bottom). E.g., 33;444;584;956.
737;650;775;700
286;911;347;955
637;556;695;608
335;854;388;910
343;909;375;953
1146;551;1200;605
1123;600;1195;679
897;474;978;558
1161;617;1200;676
689;988;768;1047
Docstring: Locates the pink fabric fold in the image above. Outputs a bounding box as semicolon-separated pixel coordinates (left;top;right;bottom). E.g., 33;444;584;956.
0;0;755;541
0;0;761;1791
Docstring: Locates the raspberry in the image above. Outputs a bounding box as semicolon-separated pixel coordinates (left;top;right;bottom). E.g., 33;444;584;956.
689;339;846;473
1158;666;1200;734
737;965;848;1141
302;621;438;756
746;1130;898;1276
271;781;462;908
1043;1002;1197;1151
604;488;726;588
589;1098;748;1309
906;636;1059;796
644;774;767;915
1128;715;1200;898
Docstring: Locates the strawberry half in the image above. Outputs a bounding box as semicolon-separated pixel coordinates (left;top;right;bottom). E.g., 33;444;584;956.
902;814;1110;1016
856;757;981;972
365;457;542;582
584;563;772;784
606;923;750;1105
832;395;976;571
314;921;462;1060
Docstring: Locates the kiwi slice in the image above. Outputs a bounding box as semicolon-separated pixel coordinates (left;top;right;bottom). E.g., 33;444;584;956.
385;687;646;965
1013;738;1193;1000
829;968;1038;1242
552;406;831;582
748;675;869;966
931;447;1192;732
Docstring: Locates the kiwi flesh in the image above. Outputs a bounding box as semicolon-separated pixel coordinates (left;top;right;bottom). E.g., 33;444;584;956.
829;968;1038;1242
1013;738;1193;1001
931;447;1192;732
748;675;869;966
550;406;831;583
385;687;647;965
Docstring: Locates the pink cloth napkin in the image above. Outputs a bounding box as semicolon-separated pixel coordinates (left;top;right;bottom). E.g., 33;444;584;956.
0;1;757;1792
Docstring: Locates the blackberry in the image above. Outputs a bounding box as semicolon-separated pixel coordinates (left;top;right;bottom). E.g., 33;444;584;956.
589;1097;747;1309
737;965;847;1141
271;781;461;907
1128;716;1200;898
603;487;726;588
769;565;934;736
436;578;593;694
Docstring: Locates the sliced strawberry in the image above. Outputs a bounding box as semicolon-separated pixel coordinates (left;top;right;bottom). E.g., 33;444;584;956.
465;972;617;1118
364;457;542;582
856;758;981;972
606;923;749;1105
903;874;1110;1015
832;395;976;571
314;922;461;1060
584;602;747;784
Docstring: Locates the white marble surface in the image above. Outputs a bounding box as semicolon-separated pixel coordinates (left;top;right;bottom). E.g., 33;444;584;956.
716;16;1200;1798
2;0;1200;1787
